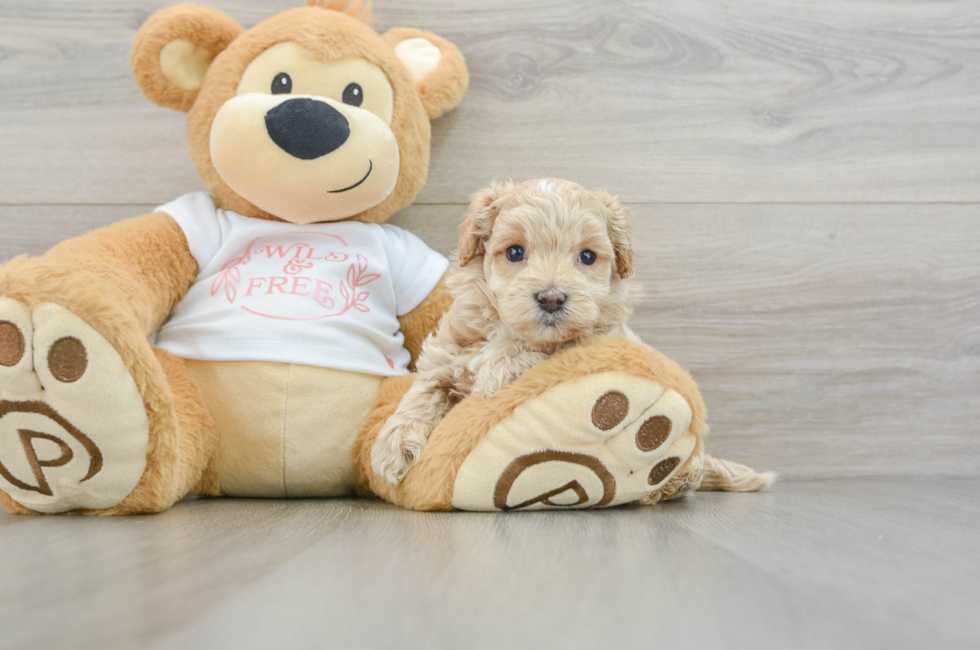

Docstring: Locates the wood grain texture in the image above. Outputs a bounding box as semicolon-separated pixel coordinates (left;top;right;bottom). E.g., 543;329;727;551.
0;481;977;650
2;203;977;480
1;0;980;204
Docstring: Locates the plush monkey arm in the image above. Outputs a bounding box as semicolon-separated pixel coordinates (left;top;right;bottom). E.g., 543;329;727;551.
34;213;197;335
397;272;454;370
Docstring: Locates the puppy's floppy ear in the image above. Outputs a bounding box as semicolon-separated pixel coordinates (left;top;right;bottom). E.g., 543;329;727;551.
458;183;510;267
131;4;243;112
384;28;469;119
597;191;634;279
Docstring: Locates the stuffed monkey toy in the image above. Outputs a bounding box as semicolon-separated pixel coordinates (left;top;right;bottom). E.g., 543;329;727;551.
0;1;761;515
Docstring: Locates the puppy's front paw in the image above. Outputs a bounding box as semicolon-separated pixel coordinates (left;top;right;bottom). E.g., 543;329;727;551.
471;350;548;399
371;419;432;486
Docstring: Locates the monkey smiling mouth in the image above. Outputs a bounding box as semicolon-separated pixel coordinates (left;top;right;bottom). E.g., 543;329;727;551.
328;160;373;194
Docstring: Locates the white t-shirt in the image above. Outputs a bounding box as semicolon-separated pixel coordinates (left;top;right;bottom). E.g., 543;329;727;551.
154;193;449;376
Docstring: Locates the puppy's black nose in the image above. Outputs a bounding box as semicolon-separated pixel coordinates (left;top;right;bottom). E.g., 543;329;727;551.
536;289;567;314
265;97;350;160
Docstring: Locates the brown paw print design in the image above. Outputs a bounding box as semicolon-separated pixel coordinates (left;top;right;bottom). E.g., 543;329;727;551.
453;373;700;511
0;300;150;513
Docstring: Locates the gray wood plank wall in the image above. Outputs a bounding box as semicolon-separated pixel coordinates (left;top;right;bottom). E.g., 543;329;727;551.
1;0;978;479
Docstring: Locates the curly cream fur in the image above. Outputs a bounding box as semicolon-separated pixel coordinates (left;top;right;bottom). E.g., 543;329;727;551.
700;455;777;492
372;179;641;484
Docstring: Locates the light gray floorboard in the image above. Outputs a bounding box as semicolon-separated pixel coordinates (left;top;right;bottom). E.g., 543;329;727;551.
1;0;979;204
0;480;976;650
3;203;977;480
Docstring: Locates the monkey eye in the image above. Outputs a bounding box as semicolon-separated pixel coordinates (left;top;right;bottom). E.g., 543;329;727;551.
272;72;292;94
579;250;597;265
506;245;526;263
343;82;364;106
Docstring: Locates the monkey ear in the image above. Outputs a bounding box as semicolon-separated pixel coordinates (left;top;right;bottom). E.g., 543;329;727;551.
457;182;511;267
384;28;469;119
597;191;634;279
131;4;243;112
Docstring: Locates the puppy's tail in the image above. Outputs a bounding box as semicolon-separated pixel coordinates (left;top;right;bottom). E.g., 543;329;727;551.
699;455;776;492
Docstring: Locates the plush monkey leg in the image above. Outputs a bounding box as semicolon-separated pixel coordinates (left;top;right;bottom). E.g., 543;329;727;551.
0;218;218;515
0;292;218;515
353;337;724;512
0;313;218;515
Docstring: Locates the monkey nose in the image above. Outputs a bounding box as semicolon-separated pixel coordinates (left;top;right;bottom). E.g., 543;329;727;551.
536;288;567;314
265;97;350;160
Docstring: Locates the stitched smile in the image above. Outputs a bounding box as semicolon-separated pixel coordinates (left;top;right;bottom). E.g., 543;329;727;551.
328;160;373;194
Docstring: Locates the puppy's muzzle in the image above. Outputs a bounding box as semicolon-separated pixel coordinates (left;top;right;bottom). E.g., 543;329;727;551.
536;288;567;314
265;97;350;160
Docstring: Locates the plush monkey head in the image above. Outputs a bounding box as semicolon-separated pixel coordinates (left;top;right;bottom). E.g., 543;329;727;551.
131;1;468;224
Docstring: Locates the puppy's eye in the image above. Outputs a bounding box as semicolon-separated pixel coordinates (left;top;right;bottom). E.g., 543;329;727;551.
506;245;526;263
272;73;292;94
579;250;597;265
343;82;364;107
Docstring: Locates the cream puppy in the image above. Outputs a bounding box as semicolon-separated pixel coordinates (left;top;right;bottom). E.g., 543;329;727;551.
371;179;641;485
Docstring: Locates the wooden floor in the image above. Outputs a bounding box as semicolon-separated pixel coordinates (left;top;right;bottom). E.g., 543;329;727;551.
1;480;978;650
0;1;978;648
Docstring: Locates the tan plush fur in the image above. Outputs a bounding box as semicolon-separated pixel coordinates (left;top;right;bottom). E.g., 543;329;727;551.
371;180;642;484
43;213;198;335
103;348;220;515
383;28;469;119
181;7;448;224
0;230;201;515
131;4;244;112
306;0;373;23
0;2;469;515
130;4;467;225
0;488;29;515
353;336;710;510
1;347;220;516
0;213;204;515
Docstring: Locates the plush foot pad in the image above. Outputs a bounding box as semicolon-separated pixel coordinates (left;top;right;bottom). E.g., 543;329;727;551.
452;371;698;511
0;299;149;513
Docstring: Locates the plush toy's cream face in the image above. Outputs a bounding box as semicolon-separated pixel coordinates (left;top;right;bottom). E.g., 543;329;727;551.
131;2;469;225
211;42;400;223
